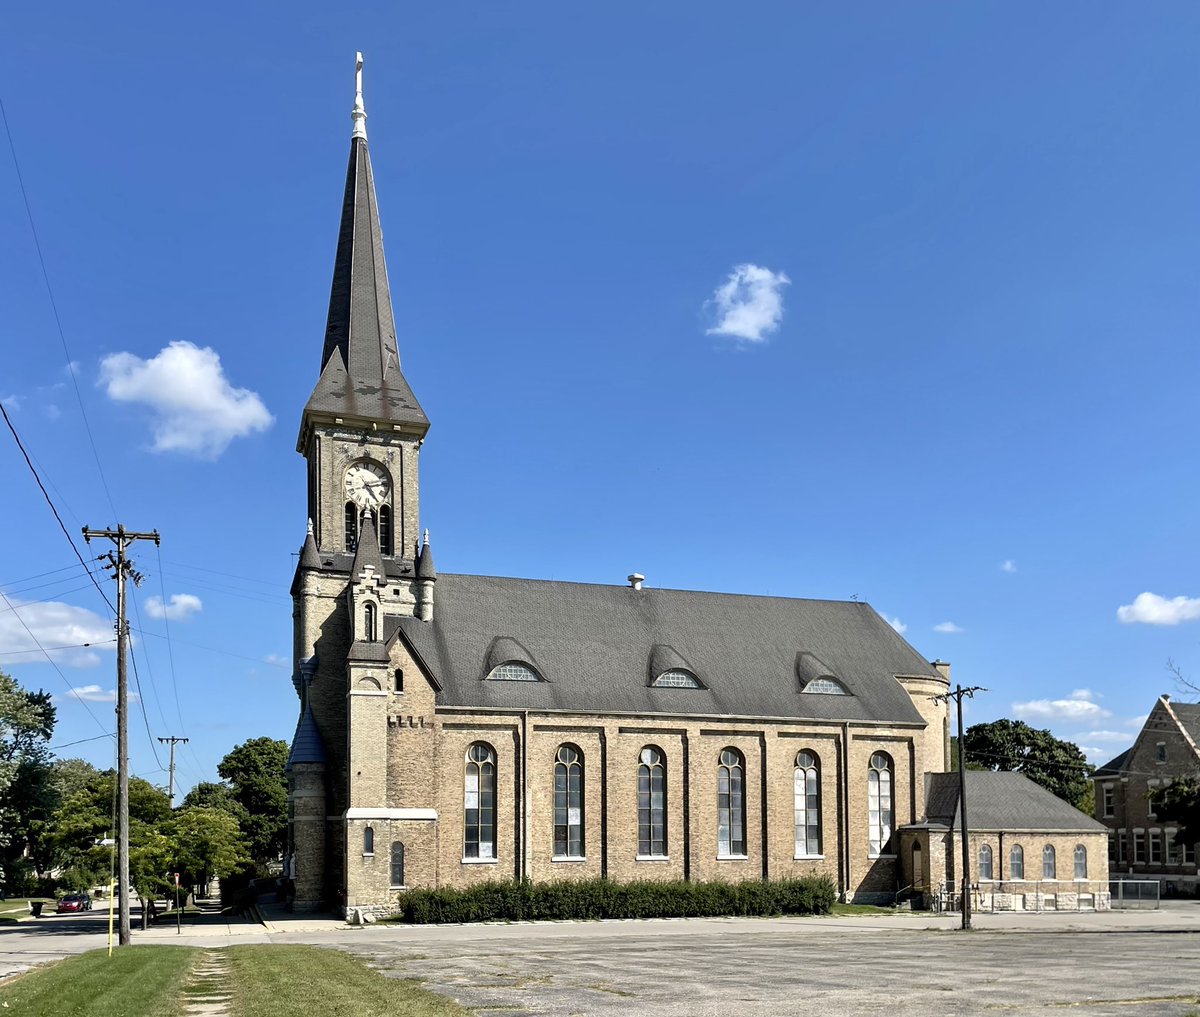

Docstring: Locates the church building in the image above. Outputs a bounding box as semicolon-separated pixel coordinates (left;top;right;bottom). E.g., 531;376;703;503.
286;57;964;915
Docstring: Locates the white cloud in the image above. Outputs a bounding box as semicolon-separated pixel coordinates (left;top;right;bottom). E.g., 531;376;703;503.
1116;591;1200;626
263;653;288;668
0;595;115;667
1000;560;1017;574
1126;714;1149;728
933;621;963;633
880;613;907;635
61;685;117;703
145;593;203;621
1;394;20;411
704;263;790;343
99;341;273;458
1013;689;1112;723
1072;730;1132;744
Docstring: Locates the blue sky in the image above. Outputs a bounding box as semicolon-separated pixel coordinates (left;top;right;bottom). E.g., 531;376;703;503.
2;3;1198;794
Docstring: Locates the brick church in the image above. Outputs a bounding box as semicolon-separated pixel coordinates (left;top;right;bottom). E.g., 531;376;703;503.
285;58;1105;916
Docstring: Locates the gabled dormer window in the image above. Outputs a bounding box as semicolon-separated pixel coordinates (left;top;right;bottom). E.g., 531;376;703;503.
802;677;849;695
487;661;541;682
652;669;702;689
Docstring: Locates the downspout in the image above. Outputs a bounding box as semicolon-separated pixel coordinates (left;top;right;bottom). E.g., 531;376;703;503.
841;721;852;900
681;731;691;882
600;727;609;879
760;733;769;880
521;710;530;881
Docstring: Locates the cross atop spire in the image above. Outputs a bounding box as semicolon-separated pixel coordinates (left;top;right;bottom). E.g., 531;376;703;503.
351;52;367;140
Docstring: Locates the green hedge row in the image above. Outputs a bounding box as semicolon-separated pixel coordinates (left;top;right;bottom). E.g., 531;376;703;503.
393;874;836;924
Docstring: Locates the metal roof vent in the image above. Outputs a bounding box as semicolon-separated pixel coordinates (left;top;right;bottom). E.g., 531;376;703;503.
627;573;645;591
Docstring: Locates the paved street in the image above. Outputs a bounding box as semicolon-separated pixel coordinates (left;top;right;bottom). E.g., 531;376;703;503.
3;904;1200;1016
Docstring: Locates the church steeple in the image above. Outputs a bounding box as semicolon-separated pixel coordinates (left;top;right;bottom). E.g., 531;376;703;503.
300;52;429;449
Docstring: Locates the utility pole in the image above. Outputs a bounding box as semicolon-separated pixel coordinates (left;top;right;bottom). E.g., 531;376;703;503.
931;683;986;930
83;524;160;948
157;736;190;809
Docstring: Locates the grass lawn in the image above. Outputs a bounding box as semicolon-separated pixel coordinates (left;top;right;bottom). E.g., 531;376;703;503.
0;945;471;1017
0;946;197;1017
226;945;471;1017
830;903;901;916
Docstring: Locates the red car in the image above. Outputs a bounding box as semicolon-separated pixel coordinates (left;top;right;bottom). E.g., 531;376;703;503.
55;894;92;913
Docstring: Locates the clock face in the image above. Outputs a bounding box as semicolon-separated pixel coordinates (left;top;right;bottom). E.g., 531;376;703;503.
344;462;391;508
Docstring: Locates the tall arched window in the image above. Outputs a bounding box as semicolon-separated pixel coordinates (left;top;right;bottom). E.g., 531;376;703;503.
344;502;358;551
379;504;393;555
363;602;377;642
978;843;993;880
867;752;894;856
794;750;821;856
554;745;584;858
363;826;374;855
390;842;405;887
1010;844;1025;879
1042;844;1056;879
637;746;667;857
717;748;746;857
464;743;496;860
1073;844;1087;879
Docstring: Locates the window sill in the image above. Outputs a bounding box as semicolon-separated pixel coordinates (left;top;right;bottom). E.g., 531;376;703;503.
635;855;670;862
552;856;587;863
793;853;825;861
461;857;498;865
362;853;374;859
391;885;407;891
717;854;749;861
868;853;897;860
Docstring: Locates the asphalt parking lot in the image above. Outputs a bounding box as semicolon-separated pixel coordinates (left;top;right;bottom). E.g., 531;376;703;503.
332;909;1200;1017
3;904;1199;1016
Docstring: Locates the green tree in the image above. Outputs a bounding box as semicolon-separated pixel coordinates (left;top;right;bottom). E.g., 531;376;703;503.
963;719;1094;811
181;780;246;820
1155;778;1200;845
0;670;56;893
167;807;250;887
217;737;288;871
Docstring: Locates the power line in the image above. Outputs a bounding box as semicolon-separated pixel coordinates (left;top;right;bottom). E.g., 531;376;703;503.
0;96;117;519
0;588;109;734
0;401;115;615
154;544;190;737
0;583;102;610
0;562;92;587
50;732;116;751
162;558;288;591
0;639;116;657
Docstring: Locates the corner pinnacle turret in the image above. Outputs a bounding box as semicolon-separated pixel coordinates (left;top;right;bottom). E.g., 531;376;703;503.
299;52;429;450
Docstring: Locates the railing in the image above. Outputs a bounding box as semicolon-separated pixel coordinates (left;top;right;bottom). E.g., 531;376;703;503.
933;880;1112;913
1109;879;1161;910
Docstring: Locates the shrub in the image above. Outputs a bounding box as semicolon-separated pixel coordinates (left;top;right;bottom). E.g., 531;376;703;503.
394;873;836;924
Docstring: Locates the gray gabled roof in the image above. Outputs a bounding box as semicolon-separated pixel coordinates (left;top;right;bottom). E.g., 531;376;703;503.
924;771;1105;833
1093;747;1132;779
391;573;938;723
1169;701;1200;746
300;134;428;443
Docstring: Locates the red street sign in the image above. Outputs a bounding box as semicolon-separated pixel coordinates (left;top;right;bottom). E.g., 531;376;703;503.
174;873;180;885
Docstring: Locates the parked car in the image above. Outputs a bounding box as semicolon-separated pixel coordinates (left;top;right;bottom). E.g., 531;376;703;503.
56;894;92;913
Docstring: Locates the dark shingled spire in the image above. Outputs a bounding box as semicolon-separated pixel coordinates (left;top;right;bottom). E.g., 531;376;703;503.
287;702;327;767
300;59;428;442
349;511;386;583
299;520;321;570
417;528;436;580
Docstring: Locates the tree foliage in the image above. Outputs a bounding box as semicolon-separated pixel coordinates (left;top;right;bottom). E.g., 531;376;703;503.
0;670;56;890
217;737;288;870
963;719;1093;811
1155;778;1200;845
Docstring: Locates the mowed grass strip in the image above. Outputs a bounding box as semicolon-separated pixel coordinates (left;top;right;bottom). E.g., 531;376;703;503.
0;946;198;1017
226;945;471;1017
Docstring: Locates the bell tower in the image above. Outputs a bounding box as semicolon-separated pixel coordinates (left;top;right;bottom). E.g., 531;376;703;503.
288;53;428;910
298;52;429;561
